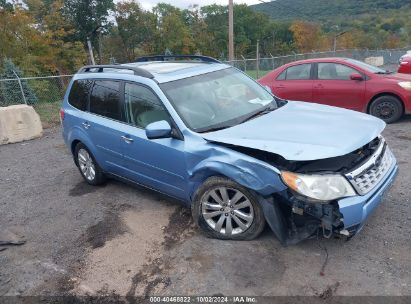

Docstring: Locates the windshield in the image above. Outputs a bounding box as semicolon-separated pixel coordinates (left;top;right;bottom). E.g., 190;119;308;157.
346;59;387;74
160;68;278;132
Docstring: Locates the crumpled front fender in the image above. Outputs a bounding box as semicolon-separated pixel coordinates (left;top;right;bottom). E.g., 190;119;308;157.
186;142;287;198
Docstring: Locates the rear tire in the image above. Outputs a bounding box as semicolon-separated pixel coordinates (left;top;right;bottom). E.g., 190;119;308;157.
369;95;403;123
74;143;105;185
192;177;265;241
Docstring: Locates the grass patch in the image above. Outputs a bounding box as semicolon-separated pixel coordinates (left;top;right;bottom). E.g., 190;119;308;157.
33;101;62;128
245;70;270;79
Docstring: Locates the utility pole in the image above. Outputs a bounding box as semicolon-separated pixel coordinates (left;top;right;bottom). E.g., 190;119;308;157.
228;0;234;62
256;39;260;79
333;31;348;52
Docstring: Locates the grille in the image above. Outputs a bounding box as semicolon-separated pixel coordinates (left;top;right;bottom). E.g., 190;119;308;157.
346;141;393;195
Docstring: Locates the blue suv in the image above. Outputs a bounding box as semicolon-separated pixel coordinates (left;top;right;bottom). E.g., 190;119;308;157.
61;55;398;245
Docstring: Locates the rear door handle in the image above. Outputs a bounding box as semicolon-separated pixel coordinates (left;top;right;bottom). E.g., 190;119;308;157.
313;84;324;89
121;135;134;143
275;85;285;89
82;122;90;129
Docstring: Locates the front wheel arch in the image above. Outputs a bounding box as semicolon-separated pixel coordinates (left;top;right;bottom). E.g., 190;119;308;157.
71;140;81;164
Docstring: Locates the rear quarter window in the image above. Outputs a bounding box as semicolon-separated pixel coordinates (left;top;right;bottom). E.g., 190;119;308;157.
276;70;286;80
68;80;92;111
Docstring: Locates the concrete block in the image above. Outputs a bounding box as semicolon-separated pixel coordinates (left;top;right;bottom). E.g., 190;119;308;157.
0;105;43;145
365;56;384;67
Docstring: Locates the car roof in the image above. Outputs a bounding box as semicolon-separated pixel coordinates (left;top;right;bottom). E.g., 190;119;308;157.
283;57;354;66
75;61;231;84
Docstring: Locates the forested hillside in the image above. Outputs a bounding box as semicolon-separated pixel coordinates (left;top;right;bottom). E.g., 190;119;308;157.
251;0;411;21
1;0;410;77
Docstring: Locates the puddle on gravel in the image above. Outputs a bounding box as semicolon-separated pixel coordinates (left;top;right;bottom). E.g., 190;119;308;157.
86;213;128;249
69;181;103;197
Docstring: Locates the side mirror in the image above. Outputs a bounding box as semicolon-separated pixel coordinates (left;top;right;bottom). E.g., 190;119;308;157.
145;120;172;139
350;73;364;81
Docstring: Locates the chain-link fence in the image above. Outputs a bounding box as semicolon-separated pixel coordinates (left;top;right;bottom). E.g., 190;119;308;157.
227;47;409;79
0;74;73;127
0;46;409;128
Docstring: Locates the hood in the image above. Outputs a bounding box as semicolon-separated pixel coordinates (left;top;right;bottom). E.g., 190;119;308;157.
202;101;385;161
382;73;411;81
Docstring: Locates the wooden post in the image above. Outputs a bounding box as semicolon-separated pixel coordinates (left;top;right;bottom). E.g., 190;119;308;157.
228;0;234;62
256;39;260;79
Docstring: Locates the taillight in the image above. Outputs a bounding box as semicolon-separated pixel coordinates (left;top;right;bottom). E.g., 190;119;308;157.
59;109;65;122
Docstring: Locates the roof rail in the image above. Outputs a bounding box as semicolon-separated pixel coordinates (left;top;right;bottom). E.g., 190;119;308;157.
135;55;220;64
77;65;154;79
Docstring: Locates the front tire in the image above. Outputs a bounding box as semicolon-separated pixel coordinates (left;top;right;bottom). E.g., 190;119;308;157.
74;143;105;185
369;95;403;123
192;177;265;240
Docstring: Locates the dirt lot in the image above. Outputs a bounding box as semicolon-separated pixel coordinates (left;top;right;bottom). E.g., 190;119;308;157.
1;117;410;299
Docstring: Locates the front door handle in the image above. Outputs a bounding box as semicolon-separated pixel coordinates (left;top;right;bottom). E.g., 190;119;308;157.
121;135;134;143
82;122;90;129
313;84;324;89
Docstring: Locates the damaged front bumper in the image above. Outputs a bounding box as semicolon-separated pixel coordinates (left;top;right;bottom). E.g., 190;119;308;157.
338;161;398;237
262;145;399;245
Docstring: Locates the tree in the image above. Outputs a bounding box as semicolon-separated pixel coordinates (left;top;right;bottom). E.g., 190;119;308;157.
115;1;156;61
183;5;214;56
0;58;38;106
63;0;114;62
201;5;228;57
290;21;321;52
153;3;194;54
0;0;13;11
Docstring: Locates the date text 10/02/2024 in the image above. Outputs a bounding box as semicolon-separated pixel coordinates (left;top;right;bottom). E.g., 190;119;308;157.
149;296;257;303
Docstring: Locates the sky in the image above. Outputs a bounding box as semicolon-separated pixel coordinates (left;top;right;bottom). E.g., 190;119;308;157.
137;0;262;10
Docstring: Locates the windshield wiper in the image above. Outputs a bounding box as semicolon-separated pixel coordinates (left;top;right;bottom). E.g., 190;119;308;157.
198;100;279;133
238;103;277;124
375;71;393;74
197;124;234;133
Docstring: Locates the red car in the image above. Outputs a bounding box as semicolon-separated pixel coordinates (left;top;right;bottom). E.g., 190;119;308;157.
258;58;411;123
398;56;411;74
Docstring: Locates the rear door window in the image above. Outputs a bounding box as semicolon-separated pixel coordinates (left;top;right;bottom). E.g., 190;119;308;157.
89;80;122;121
284;64;312;80
68;80;92;111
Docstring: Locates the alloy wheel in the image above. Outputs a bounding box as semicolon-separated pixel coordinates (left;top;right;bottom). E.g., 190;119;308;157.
77;148;96;181
201;187;254;236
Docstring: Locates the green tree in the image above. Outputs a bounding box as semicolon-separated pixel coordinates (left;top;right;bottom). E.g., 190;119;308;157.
153;3;194;54
0;58;38;106
115;1;156;61
63;0;114;62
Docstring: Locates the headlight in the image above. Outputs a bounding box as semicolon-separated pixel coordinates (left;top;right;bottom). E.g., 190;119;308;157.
398;82;411;90
281;171;356;202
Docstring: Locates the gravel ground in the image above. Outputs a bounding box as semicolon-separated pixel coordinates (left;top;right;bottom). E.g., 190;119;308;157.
0;117;410;299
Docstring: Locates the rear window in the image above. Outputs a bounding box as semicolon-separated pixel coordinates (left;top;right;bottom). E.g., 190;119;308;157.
68;80;92;111
89;80;122;121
